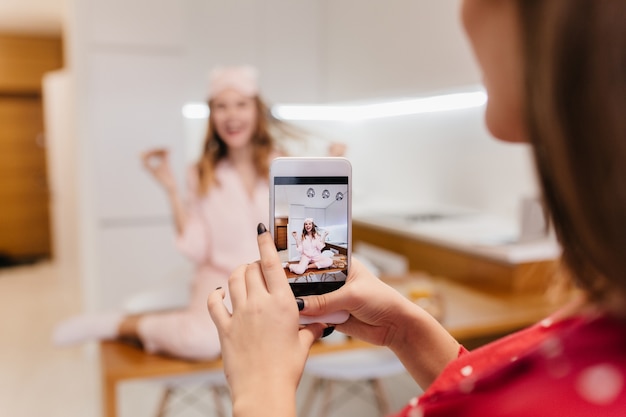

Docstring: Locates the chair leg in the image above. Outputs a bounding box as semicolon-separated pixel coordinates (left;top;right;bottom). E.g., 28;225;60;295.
155;387;175;417
370;378;391;416
209;385;227;417
300;377;323;417
319;379;334;417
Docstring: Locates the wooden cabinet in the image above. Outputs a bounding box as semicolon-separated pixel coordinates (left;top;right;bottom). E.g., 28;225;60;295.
0;35;63;263
0;97;50;259
0;36;63;92
274;217;288;250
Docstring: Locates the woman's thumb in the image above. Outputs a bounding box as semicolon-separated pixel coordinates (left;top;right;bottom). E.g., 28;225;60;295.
299;290;341;317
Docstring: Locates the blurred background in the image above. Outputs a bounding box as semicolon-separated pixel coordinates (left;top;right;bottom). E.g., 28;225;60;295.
0;1;549;416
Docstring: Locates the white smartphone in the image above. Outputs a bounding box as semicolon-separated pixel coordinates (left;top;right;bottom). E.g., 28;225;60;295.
269;157;351;324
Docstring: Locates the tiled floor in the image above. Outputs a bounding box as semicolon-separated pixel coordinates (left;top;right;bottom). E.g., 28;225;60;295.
0;261;420;417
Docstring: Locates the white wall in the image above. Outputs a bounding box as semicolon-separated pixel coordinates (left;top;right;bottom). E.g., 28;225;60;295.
322;0;481;101
182;0;324;103
292;106;539;222
60;0;537;310
181;0;480;103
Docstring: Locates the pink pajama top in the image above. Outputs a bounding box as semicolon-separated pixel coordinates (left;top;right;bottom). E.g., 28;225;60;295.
391;312;626;417
298;234;326;258
175;159;270;300
138;159;269;360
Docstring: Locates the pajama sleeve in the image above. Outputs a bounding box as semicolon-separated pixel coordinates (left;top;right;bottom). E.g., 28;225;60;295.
175;167;211;264
315;235;326;251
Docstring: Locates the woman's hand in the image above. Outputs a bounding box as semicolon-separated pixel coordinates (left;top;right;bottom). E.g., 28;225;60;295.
292;231;302;248
141;148;177;193
327;142;347;157
300;257;414;347
299;257;460;389
207;224;327;417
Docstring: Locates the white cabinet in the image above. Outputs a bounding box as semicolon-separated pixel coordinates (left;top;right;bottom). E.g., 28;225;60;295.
71;0;190;309
89;52;187;219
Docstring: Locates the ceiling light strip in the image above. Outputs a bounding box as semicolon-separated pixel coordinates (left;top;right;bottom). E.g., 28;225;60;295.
182;89;487;121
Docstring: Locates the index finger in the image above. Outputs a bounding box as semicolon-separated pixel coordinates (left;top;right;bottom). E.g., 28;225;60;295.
257;223;291;294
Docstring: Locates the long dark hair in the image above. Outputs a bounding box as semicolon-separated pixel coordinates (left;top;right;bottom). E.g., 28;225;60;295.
518;0;626;302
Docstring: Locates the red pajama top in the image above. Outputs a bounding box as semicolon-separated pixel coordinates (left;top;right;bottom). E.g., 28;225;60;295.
392;312;626;417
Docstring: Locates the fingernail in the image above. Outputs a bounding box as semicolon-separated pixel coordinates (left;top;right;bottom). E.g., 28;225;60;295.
322;326;335;338
257;223;267;235
296;298;304;311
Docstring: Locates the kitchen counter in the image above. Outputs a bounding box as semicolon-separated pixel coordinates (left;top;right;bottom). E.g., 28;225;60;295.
353;208;561;293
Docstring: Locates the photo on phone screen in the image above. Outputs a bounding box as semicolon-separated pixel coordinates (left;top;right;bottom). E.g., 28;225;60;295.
270;158;351;297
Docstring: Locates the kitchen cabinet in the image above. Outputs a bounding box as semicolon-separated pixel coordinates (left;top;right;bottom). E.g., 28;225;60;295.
0;35;63;263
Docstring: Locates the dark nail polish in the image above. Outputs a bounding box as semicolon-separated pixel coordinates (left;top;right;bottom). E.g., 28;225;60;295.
322;326;335;338
296;298;304;311
257;223;267;235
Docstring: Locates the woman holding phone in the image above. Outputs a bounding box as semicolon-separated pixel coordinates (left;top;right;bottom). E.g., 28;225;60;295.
208;1;626;416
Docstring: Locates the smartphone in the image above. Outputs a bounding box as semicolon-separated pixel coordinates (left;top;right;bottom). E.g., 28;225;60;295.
269;157;351;323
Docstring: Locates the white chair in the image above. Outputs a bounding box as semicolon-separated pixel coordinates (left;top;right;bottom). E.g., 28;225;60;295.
300;347;406;417
148;371;230;417
123;271;230;417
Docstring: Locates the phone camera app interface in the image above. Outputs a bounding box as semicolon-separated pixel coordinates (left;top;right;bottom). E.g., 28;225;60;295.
273;176;349;292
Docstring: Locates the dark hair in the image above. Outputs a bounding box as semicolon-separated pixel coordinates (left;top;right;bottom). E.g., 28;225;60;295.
518;0;626;301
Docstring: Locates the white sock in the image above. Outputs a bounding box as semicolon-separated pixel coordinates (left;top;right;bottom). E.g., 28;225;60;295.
52;312;124;346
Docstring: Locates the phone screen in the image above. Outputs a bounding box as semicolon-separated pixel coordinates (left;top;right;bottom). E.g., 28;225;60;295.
272;175;350;297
